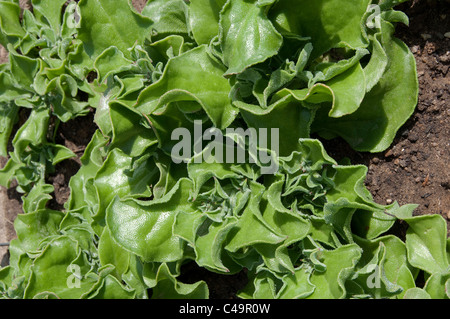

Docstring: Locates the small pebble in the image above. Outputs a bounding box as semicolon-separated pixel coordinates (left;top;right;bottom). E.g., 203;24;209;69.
408;132;419;143
445;32;450;38
386;199;393;205
439;53;450;63
421;33;432;40
410;45;419;54
399;159;408;168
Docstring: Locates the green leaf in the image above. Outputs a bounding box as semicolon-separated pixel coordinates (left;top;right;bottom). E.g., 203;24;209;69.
146;34;190;65
66;39;95;80
424;272;450;299
306;244;362;299
65;129;109;212
109;101;159;157
403;287;432;299
268;0;370;58
312;20;418;152
14;209;65;253
363;33;388;93
236;84;334;156
325;62;366;118
12;107;50;156
78;0;153;59
239;98;315;157
93;148;158;226
238;268;280;299
94;46;135;84
98;227;131;280
260;43;313;106
325;164;405;240
136;45;238;129
225;183;287;253
0;1;25;46
50;143;77;165
23;236;98;299
141;0;189;41
194;218;239;273
252;183;311;273
277;266;315;299
88;274;136;299
21;182;54;214
0;100;19;157
0;156;21;188
106;178;195;262
354;235;416;298
31;0;67;35
0;71;30;102
144;263;209;299
0;1;428;301
403;214;449;275
264;181;311;244
189;0;226;45
219;0;283;75
8;44;40;89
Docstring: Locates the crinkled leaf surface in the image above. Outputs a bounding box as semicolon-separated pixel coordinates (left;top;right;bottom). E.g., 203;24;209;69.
0;0;436;301
268;0;370;58
219;0;283;75
189;0;226;45
312;20;418;152
106;179;195;262
141;0;189;41
136;45;238;129
403;214;449;275
306;244;362;299
78;0;153;59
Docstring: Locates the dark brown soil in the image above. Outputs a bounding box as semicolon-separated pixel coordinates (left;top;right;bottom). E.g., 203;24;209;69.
46;110;97;211
0;0;448;298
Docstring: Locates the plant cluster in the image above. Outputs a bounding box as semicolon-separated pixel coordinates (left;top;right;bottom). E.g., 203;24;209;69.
0;0;448;299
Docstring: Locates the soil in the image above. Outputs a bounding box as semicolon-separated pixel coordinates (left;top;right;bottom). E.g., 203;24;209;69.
0;0;448;298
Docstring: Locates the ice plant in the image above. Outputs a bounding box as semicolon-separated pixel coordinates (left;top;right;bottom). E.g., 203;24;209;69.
0;0;448;299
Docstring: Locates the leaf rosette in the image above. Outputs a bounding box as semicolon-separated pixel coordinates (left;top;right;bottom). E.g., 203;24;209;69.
1;0;446;300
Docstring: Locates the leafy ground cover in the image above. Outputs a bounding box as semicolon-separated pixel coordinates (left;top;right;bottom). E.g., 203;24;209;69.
0;0;449;299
